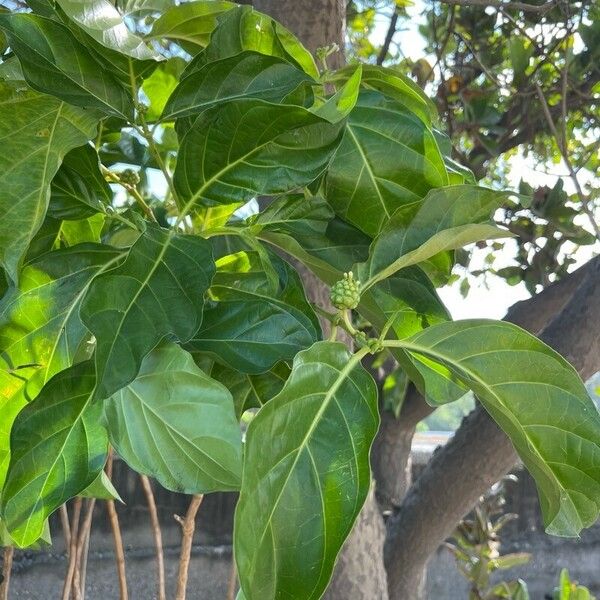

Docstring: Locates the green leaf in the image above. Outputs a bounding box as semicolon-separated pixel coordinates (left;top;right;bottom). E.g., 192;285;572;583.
0;360;108;547
391;319;600;537
234;341;379;600
80;224;215;399
331;64;437;125
54;0;161;60
141;57;185;121
148;0;235;53
80;470;121;501
0;14;133;118
509;37;533;82
60;213;105;245
185;5;319;78
359;185;512;290
48;144;111;220
104;344;242;493
208;362;290;419
0;83;100;282
324;90;448;236
162;51;315;121
187;289;318;374
0;245;121;490
173;72;360;210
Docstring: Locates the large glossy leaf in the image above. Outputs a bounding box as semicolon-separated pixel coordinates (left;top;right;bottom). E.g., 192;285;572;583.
390;320;600;537
104;344;241;492
80;224;215;399
148;0;235;53
324;90;448;236
54;0;160;60
234;342;379;599
359;185;512;290
207;361;290;419
173;70;360;210
0;360;108;547
162;51;315;121
48;144;111;220
0;14;132;118
187;289;318;374
0;245;122;489
185;5;319;78
0;83;99;282
331;64;437;126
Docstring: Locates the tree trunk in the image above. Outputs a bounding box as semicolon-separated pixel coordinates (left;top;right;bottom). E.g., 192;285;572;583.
253;0;345;68
384;256;600;600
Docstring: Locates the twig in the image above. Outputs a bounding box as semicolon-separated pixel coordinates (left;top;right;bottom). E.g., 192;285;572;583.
101;166;157;223
61;498;83;600
226;559;238;600
79;522;92;600
106;453;129;600
377;9;399;65
60;504;72;550
175;495;204;600
436;0;558;14
0;546;14;600
73;499;96;600
534;83;600;239
140;475;166;600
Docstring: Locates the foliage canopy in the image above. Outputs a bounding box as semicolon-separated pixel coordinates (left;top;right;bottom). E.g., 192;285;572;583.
0;2;599;599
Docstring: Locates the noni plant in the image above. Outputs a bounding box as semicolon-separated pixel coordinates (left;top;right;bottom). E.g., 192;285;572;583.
0;2;599;600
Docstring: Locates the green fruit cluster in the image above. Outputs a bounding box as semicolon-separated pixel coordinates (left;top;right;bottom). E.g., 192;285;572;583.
330;272;361;310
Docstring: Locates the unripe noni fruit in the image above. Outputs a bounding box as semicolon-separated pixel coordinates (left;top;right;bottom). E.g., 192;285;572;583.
330;272;361;310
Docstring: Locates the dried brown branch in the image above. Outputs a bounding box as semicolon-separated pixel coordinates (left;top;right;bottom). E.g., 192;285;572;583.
106;453;128;600
73;499;96;600
175;494;204;600
226;559;238;600
60;504;72;550
0;546;14;600
140;475;166;600
61;498;83;600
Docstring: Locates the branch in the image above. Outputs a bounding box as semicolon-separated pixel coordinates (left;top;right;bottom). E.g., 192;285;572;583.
61;498;83;600
0;546;14;600
140;475;166;600
106;453;128;600
384;256;600;599
435;0;558;14
175;494;204;600
377;9;399;66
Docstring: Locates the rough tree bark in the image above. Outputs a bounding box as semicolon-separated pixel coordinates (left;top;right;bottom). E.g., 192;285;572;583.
384;256;600;600
252;0;346;68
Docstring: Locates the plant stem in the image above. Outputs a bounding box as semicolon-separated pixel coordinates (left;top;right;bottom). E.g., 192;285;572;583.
61;498;82;600
534;82;600;240
60;504;72;550
102;166;157;223
175;494;204;600
106;452;128;600
0;546;14;600
137;118;181;209
73;499;96;600
140;475;166;600
226;559;238;600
